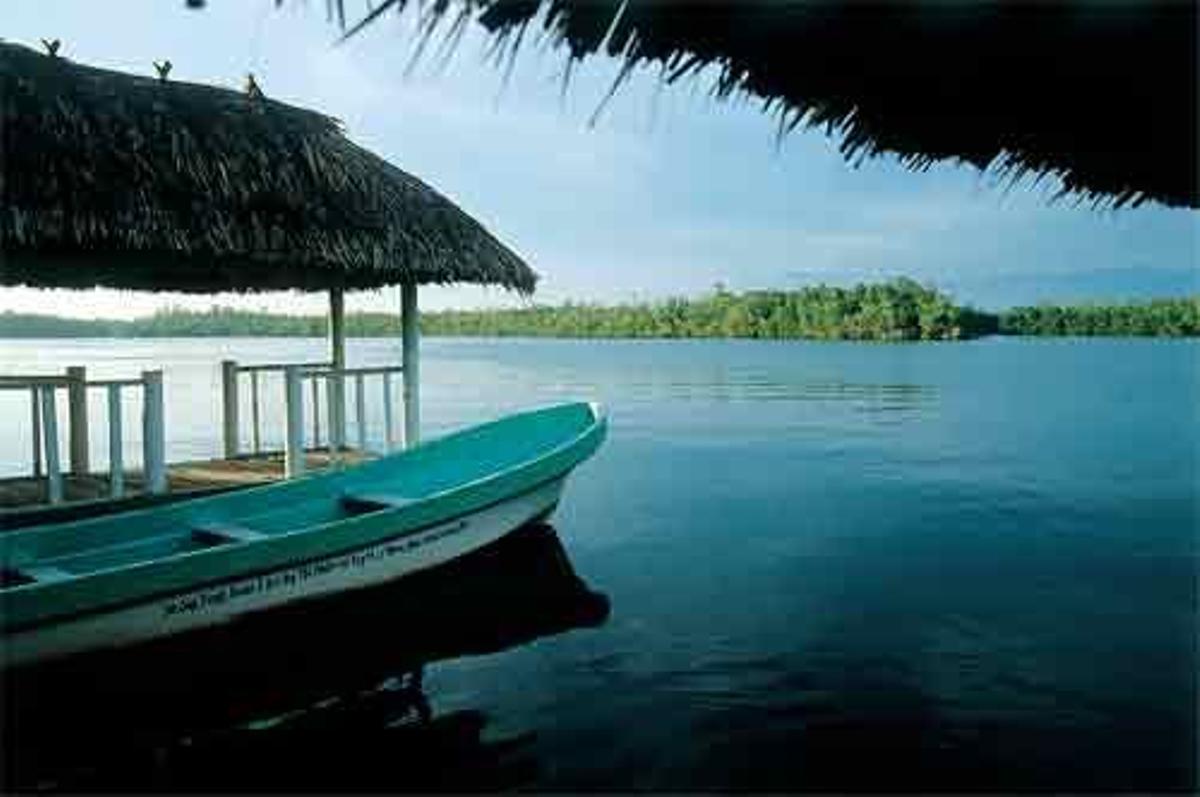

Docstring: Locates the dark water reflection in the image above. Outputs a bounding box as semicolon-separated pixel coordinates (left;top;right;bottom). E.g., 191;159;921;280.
3;524;608;792
1;337;1195;792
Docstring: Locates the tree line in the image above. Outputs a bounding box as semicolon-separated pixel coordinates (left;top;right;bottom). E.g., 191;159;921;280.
998;299;1199;336
0;281;1196;340
422;280;998;340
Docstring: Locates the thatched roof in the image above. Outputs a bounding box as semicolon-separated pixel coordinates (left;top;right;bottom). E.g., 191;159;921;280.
327;0;1196;210
0;41;536;294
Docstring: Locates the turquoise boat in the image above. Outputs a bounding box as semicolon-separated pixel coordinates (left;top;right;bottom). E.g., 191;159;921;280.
0;402;606;668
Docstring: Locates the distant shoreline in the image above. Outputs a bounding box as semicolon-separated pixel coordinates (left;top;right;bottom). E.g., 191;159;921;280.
2;281;1196;341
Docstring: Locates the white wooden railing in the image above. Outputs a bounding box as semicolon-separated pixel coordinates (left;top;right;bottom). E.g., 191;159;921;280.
222;360;332;459
221;360;408;478
0;369;166;505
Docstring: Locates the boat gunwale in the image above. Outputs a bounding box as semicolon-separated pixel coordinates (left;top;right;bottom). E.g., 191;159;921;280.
0;474;568;640
0;402;607;632
3;400;603;548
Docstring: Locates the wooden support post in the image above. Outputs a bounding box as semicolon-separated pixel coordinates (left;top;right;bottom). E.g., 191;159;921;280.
329;371;345;453
284;366;305;478
329;286;346;368
401;282;420;448
66;365;89;475
382;372;394;451
311;376;322;448
107;383;124;498
326;375;340;464
250;370;261;454
142;370;167;495
329;287;346;452
40;386;63;505
355;373;367;452
30;386;43;478
221;359;239;458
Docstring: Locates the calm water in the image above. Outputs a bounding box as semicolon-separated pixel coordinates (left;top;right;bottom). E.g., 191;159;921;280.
1;336;1196;790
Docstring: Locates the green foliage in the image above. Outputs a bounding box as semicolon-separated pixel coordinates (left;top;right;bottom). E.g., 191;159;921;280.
1;285;1196;340
0;312;128;338
999;298;1200;337
421;279;997;341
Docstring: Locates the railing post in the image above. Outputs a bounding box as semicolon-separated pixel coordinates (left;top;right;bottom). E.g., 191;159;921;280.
141;370;167;495
66;365;90;475
401;281;420;448
250;370;261;454
311;376;322;448
221;359;239;458
40;386;63;505
326;374;341;463
329;371;345;452
382;372;394;452
355;373;367;452
107;383;124;498
284;366;305;478
30;385;43;478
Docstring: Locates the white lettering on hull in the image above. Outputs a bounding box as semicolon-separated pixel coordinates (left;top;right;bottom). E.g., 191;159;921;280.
161;517;470;619
6;479;564;668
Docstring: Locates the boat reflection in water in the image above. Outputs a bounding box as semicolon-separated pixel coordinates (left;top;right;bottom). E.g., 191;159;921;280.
3;523;609;791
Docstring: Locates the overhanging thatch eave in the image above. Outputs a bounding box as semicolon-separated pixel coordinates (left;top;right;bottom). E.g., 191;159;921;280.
324;0;1197;211
0;41;537;294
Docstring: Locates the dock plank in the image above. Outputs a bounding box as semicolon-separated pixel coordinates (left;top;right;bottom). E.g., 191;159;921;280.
0;449;373;513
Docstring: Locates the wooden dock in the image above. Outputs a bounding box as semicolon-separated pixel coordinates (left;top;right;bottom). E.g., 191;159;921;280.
0;449;372;517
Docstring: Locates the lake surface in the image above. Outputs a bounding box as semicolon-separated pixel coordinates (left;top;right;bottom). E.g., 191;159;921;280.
1;336;1196;790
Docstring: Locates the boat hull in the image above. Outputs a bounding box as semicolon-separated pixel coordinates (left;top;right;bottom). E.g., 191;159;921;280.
3;477;565;668
3;522;610;792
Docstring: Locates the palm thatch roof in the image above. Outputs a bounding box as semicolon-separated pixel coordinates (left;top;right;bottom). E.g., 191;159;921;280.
0;40;536;294
324;0;1195;210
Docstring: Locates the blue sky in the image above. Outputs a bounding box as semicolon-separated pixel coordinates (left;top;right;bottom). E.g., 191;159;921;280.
2;1;1196;318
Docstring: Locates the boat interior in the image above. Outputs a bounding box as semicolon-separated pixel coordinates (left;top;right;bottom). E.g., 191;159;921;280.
0;403;596;589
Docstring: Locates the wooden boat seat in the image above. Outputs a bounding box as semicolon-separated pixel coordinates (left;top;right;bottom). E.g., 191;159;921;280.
191;523;268;547
15;564;74;584
340;493;418;514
